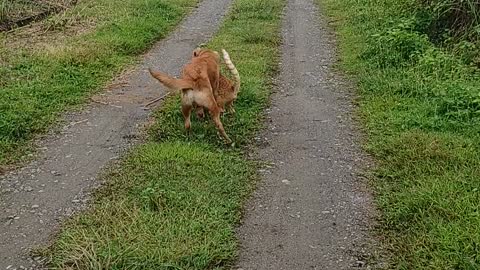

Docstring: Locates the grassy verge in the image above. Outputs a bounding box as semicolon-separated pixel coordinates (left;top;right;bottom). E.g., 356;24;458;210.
318;0;480;268
0;0;76;29
44;0;284;268
0;0;197;167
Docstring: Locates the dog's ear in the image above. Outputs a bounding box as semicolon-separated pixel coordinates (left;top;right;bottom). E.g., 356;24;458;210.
193;48;201;57
213;50;220;62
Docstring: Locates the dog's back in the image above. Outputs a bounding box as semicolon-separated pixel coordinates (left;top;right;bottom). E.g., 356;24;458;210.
184;49;221;91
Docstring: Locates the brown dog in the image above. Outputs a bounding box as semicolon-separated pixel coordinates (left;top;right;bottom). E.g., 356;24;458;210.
148;48;232;144
195;48;241;119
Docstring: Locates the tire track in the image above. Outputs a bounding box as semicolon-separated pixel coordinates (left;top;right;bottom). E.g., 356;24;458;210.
236;0;374;269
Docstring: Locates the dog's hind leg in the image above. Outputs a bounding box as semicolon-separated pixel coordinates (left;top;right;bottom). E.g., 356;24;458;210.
195;90;232;144
181;91;194;130
182;104;192;130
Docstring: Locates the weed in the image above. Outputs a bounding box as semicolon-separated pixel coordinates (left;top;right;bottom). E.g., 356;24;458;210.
364;20;430;68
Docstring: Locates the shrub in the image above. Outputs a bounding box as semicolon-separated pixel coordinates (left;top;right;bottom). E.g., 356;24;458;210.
418;0;480;41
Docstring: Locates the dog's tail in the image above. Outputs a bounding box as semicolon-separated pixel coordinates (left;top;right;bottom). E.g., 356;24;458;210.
148;68;193;92
221;49;240;95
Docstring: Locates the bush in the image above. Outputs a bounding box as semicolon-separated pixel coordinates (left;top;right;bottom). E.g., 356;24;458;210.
417;0;480;40
405;0;480;66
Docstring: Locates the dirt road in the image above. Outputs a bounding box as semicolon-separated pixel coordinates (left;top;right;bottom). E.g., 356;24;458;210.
0;0;232;268
235;0;373;269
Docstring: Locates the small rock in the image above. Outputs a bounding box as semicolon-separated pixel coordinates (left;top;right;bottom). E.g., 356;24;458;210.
65;208;73;216
31;204;39;209
14;216;20;220
355;260;366;267
281;179;291;185
24;186;33;192
72;199;80;203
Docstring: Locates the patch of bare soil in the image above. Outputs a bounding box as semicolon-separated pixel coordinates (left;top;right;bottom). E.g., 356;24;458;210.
0;0;77;31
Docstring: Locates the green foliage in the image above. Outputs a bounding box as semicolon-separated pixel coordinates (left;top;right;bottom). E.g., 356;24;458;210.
416;0;480;41
414;0;480;65
357;0;480;66
364;19;430;67
320;0;480;268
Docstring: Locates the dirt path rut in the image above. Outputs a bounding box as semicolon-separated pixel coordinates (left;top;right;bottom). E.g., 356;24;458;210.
0;0;233;268
236;0;373;269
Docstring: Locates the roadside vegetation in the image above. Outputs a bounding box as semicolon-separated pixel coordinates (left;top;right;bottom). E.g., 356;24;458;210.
0;0;77;31
43;0;284;268
319;0;480;268
0;0;196;167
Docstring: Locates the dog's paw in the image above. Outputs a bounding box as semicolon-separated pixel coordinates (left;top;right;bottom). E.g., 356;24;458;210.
224;139;234;146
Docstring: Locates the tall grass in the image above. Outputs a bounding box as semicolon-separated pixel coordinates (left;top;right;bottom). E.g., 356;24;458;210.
0;0;11;23
412;0;480;65
418;0;480;40
319;0;480;268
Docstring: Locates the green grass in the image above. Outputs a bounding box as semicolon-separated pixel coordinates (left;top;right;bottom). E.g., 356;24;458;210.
318;0;480;268
0;0;196;166
44;0;284;268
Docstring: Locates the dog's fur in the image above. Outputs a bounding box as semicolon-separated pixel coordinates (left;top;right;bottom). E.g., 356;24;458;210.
148;48;232;143
195;48;241;119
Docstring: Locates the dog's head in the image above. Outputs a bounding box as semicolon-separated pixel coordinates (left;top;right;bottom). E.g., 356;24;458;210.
193;48;220;62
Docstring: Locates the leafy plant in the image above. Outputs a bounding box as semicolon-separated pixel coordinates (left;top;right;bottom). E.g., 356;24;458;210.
363;20;430;67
